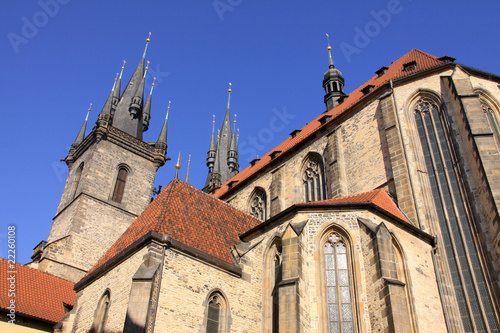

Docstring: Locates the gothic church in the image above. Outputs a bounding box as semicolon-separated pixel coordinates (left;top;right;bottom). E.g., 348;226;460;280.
1;35;500;333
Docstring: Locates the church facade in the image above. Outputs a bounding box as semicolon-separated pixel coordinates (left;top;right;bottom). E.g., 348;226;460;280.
13;37;500;332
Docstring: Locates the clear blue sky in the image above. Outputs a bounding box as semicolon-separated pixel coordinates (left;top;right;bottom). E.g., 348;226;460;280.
1;1;499;264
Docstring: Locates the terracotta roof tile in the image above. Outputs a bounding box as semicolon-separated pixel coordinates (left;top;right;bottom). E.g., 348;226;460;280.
302;188;409;223
0;259;75;323
89;180;261;274
214;49;446;198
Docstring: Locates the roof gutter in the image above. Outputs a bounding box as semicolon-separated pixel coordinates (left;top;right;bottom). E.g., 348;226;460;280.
219;63;456;200
75;231;242;291
239;201;434;244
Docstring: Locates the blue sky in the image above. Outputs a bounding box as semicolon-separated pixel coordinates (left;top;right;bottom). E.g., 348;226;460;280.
1;0;499;265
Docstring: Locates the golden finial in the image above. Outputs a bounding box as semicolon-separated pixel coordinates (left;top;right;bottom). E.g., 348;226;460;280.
119;60;126;80
144;60;150;78
237;128;240;144
326;33;334;67
233;114;237;134
212;114;216;125
143;33;151;58
149;77;156;95
228;82;232;93
85;103;92;121
165;101;171;120
217;129;220;140
114;73;119;82
174;151;183;180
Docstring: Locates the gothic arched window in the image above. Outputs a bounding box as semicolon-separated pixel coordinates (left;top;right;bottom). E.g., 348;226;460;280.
111;166;128;203
324;232;354;333
71;162;84;199
479;97;500;150
249;187;267;221
303;153;326;202
263;240;282;332
92;290;110;333
414;96;498;331
204;291;229;333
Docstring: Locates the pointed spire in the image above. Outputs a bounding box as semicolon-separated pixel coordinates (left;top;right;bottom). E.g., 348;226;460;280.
228;114;239;176
74;103;91;146
185;155;191;184
100;73;119;116
157;101;170;144
113;33;151;139
143;77;155;132
111;61;125;116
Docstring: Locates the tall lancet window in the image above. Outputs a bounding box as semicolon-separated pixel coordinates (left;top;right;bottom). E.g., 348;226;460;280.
263;240;282;332
111;165;129;203
272;250;282;332
92;290;111;333
324;232;353;333
414;97;498;332
479;97;500;150
249;187;267;221
303;153;327;202
71;162;84;199
204;291;229;333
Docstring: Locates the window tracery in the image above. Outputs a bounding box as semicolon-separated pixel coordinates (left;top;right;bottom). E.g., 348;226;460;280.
249;188;267;220
303;153;326;202
324;232;354;333
414;96;497;331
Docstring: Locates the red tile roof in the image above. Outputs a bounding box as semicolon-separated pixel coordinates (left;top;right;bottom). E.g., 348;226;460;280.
0;259;75;324
214;49;447;198
302;188;409;223
89;180;261;274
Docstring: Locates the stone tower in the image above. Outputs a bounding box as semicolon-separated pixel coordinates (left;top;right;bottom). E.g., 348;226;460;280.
203;84;239;193
31;36;169;282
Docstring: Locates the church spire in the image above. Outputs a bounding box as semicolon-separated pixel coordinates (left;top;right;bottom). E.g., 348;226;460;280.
323;34;345;111
157;101;170;145
228;114;239;177
100;73;119;116
113;33;151;140
143;77;155;132
203;83;236;192
206;115;217;171
111;60;126;118
73;103;91;146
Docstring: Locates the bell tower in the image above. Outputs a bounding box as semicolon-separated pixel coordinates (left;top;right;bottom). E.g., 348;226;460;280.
323;34;346;111
31;35;170;282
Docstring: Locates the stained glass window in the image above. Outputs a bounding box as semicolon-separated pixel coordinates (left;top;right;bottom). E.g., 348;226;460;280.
324;233;353;333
